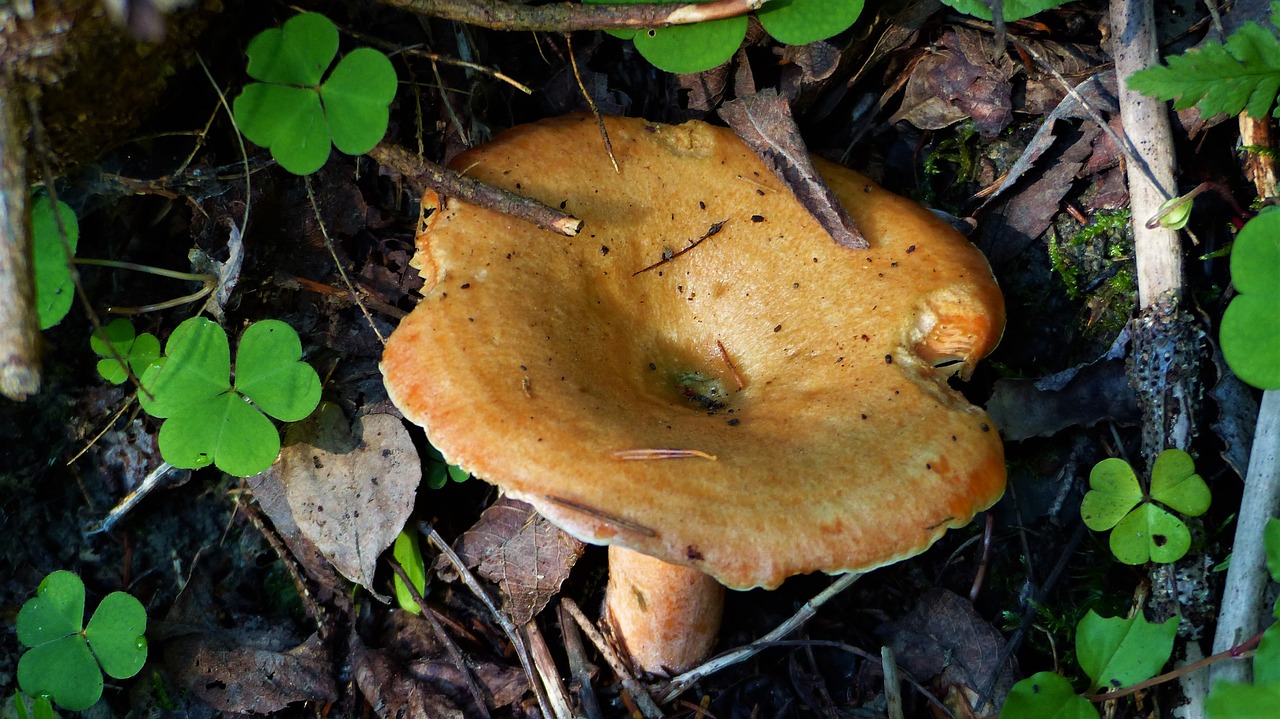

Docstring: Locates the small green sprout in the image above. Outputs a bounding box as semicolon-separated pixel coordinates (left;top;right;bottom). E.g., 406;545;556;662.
586;0;863;75
424;442;469;490
940;0;1076;22
233;13;398;175
16;571;147;712
1221;206;1280;389
391;528;427;614
90;319;160;385
32;194;79;329
139;317;321;477
11;692;58;719
1080;449;1210;565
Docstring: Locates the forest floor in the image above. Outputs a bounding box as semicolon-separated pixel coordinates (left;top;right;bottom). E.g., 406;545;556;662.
1;0;1273;717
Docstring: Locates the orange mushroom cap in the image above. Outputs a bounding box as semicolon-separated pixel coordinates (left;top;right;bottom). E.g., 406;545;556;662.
382;114;1006;591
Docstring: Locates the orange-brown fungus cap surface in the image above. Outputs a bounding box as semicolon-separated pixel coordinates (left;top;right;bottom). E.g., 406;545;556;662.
382;114;1007;590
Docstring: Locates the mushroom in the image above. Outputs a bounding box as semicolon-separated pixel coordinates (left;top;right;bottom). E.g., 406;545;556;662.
381;114;1006;675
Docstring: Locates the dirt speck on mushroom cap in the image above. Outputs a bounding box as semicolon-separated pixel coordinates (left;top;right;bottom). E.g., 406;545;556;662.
381;114;1006;590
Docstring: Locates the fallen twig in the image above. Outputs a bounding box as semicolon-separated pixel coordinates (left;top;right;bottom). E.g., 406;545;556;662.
381;0;767;32
368;142;583;237
562;597;663;719
657;572;861;703
420;523;557;719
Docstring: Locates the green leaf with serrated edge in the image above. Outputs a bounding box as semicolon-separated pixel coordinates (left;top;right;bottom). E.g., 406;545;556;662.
17;572;84;647
245;13;338;86
1110;503;1191;565
1081;458;1143;531
939;0;1076;23
1256;622;1280;684
32;194;79;330
756;0;863;46
84;592;147;680
392;530;427;614
234;320;321;422
1076;611;1178;692
1222;208;1280;388
1150;449;1211;516
322;48;397;155
1206;680;1280;719
158;393;280;476
139;317;231;419
1128;21;1280;120
1266;518;1280;583
17;638;102;712
999;672;1097;719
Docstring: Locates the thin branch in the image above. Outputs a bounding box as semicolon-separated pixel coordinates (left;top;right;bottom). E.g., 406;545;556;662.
561;598;664;719
658;572;861;703
420;523;557;719
0;73;39;400
1211;389;1280;686
368;142;583;237
631;220;728;276
389;559;492;719
380;0;767;32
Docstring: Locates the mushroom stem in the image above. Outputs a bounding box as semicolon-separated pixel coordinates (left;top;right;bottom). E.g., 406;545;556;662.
603;545;725;675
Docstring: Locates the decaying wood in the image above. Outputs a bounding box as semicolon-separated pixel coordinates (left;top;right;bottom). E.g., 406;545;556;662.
0;75;39;400
368;143;583;237
380;0;765;32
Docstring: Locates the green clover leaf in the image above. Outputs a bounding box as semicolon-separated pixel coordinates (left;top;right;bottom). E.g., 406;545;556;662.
423;441;469;490
16;571;148;712
999;671;1097;719
32;193;79;330
1081;450;1209;565
1222;206;1280;389
140;317;321;476
1076;611;1178;693
756;0;863;46
233;13;397;175
1149;448;1211;516
91;318;161;385
940;0;1077;23
1110;503;1191;565
1080;458;1143;531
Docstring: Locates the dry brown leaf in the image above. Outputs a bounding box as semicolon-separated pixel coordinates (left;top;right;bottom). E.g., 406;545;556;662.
881;588;1017;713
165;632;336;714
889;28;1015;137
718;88;867;249
449;497;585;624
352;638;466;719
280;409;420;600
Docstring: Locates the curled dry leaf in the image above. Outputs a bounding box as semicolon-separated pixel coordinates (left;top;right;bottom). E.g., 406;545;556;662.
280;410;420;600
448;497;585;624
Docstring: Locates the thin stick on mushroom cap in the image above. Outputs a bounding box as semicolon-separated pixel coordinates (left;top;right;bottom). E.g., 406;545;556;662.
381;114;1006;675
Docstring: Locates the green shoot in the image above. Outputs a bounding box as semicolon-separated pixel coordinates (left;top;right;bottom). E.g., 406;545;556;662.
1221;206;1280;389
233;13;398;175
585;0;862;75
90;318;160;385
139;317;321;477
15;571;147;712
1128;2;1280;120
1080;449;1210;565
940;0;1076;22
32;194;79;330
392;529;427;614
